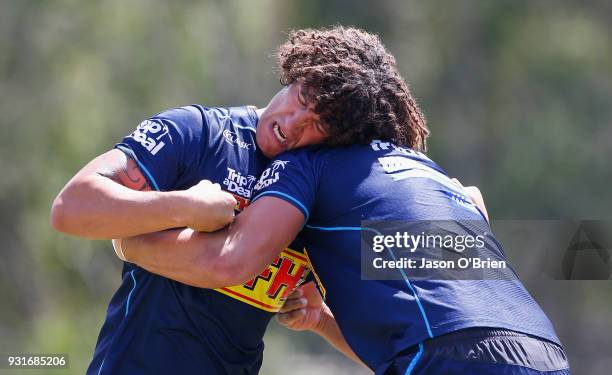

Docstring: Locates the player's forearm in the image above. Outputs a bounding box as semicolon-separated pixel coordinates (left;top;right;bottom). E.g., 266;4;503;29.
312;306;370;370
51;175;187;239
120;228;254;288
121;197;304;289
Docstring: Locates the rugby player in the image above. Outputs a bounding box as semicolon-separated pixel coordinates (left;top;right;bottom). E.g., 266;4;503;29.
116;29;571;374
51;26;425;374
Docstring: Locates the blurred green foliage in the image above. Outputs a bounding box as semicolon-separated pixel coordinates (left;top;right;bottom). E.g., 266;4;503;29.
1;0;611;374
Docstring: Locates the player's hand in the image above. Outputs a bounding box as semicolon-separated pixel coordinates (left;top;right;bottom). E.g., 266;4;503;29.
451;178;489;222
277;281;325;331
179;180;237;232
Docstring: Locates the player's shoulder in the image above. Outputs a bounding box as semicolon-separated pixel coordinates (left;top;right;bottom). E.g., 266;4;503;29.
274;145;325;165
150;105;203;126
195;105;258;132
279;143;373;163
150;105;257;132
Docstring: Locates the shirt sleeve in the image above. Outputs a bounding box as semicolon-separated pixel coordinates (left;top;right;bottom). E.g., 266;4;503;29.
115;106;204;191
251;148;320;222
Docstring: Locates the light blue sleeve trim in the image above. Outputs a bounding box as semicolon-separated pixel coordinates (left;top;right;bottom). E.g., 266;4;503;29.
124;269;137;317
134;159;160;191
115;145;161;191
405;342;424;375
253;190;310;220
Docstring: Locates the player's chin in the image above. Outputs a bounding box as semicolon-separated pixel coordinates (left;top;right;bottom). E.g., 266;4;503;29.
256;134;276;157
260;140;285;158
259;143;276;158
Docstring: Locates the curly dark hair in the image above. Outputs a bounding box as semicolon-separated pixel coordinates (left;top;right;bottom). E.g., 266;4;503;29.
277;26;429;151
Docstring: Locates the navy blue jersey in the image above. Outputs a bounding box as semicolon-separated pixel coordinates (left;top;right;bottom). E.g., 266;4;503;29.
252;141;561;373
88;106;313;375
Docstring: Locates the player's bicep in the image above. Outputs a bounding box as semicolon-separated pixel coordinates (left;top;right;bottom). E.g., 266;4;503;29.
96;149;152;191
222;196;305;282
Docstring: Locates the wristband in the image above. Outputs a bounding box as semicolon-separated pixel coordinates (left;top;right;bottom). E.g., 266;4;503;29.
112;239;127;261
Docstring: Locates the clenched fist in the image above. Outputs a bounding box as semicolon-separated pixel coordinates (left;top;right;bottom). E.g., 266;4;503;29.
277;281;326;331
177;180;237;232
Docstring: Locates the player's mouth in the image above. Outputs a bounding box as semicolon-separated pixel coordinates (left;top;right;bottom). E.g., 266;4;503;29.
272;122;287;144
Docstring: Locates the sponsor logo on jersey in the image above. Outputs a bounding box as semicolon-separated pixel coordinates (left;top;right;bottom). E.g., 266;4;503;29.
215;248;311;312
254;160;289;190
370;140;427;158
223;167;256;198
129;120;169;155
223;129;253;149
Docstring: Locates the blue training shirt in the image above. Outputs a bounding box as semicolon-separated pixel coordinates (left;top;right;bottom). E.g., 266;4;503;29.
88;106;313;375
252;141;561;373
